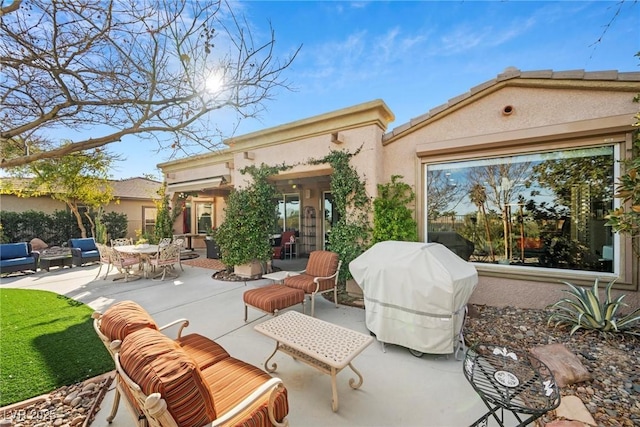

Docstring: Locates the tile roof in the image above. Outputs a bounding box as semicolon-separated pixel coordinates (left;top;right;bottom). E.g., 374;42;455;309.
111;177;162;200
383;68;640;142
0;177;162;200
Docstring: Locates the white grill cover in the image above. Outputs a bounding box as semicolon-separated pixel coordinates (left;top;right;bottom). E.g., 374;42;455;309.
349;241;478;354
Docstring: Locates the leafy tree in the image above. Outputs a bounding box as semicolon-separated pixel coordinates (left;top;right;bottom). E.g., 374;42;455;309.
215;164;282;268
530;155;614;207
2;148;115;238
469;183;495;262
0;0;299;168
372;175;418;244
154;183;183;242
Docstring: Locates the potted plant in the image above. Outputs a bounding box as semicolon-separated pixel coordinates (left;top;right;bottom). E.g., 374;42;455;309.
215;164;281;278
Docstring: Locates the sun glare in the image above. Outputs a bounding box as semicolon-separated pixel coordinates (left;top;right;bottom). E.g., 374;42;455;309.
205;72;223;93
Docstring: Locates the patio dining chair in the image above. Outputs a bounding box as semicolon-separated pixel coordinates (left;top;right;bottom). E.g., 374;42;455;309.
111;248;142;282
158;237;172;247
94;243;114;280
172;237;185;271
148;243;181;281
111;238;134;247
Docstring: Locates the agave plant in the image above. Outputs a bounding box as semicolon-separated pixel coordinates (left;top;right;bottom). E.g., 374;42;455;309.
547;278;640;335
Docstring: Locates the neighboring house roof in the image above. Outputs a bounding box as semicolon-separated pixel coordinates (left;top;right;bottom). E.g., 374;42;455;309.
0;177;162;200
383;67;640;143
111;177;162;200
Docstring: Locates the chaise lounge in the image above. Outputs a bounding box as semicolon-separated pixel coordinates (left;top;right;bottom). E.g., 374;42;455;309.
93;301;289;427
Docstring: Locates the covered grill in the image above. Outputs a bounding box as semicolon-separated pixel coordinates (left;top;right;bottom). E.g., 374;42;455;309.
349;241;478;356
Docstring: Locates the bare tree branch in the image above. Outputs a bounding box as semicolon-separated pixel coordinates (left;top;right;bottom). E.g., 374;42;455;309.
0;0;21;16
0;0;300;168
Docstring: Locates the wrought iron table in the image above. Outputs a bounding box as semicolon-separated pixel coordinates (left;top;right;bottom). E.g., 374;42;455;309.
463;343;560;427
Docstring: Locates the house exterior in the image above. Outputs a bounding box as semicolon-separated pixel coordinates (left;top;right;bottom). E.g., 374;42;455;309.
158;68;640;306
0;177;162;239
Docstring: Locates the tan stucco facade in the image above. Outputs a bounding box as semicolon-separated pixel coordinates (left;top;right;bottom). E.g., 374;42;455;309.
158;69;640;303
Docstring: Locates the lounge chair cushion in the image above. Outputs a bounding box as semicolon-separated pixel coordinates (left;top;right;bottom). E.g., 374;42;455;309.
99;300;158;341
0;242;29;259
177;333;231;371
284;251;339;293
120;328;217;426
305;250;339;277
201;358;289;426
69;238;98;252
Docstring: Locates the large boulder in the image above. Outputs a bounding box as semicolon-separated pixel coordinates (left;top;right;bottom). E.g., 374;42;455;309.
29;238;48;251
529;343;591;387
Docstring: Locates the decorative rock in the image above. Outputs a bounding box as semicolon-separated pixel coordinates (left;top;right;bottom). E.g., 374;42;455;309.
69;415;84;426
555;395;597;426
62;392;77;405
529;343;592;387
545;421;588;427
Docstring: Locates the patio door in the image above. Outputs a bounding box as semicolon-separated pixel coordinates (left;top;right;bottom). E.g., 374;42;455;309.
276;194;300;233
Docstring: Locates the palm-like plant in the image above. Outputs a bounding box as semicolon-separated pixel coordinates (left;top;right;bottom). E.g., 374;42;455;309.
547;278;640;335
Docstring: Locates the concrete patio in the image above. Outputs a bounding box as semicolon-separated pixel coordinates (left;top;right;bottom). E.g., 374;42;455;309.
2;254;504;426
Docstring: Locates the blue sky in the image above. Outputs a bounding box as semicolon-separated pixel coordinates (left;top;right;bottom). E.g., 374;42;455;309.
110;0;640;180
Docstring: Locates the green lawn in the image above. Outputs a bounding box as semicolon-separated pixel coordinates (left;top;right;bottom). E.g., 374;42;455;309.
0;289;114;406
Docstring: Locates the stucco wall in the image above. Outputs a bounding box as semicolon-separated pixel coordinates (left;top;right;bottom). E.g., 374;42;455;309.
0;194;65;213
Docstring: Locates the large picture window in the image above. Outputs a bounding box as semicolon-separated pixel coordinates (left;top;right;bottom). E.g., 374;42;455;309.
425;145;616;273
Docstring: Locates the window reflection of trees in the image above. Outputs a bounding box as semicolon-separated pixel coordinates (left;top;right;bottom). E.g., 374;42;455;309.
426;146;615;273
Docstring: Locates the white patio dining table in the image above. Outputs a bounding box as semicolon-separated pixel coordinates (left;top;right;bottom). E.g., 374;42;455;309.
112;244;159;279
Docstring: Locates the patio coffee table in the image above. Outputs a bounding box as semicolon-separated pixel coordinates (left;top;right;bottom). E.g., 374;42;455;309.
262;270;300;283
254;310;373;412
39;248;73;272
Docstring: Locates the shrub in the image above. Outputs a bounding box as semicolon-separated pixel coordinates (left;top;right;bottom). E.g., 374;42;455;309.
372;175;418;244
101;211;128;240
547;278;640;335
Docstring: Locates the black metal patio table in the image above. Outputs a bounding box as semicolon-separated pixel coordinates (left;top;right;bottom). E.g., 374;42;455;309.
463;343;560;427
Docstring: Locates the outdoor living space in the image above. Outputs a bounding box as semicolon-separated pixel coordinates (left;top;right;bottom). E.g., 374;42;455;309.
2;254;495;426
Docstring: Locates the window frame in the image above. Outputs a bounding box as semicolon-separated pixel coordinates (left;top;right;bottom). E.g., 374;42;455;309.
421;139;625;283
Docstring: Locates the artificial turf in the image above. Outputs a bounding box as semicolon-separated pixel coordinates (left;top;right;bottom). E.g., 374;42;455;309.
0;288;114;406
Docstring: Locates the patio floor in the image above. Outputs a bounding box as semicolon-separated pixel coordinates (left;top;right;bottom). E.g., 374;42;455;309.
1;252;493;426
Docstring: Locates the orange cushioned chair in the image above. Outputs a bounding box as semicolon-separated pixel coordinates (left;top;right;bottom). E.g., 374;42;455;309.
283;250;341;317
115;327;289;427
93;301;231;426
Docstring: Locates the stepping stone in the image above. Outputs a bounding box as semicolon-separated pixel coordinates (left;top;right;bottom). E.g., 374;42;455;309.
553;395;597;426
529;343;591;387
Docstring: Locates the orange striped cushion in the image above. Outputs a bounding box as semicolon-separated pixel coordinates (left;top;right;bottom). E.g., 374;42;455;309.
177;334;231;370
306;251;339;278
100;301;158;341
201;358;289;426
243;285;305;313
120;328;217;426
282;274;317;293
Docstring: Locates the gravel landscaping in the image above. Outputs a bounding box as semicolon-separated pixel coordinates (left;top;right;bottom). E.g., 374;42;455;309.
464;304;640;426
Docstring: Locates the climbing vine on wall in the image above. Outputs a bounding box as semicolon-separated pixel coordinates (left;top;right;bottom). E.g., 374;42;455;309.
309;147;371;282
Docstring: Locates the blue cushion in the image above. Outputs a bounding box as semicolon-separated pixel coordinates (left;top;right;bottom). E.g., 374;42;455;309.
0;257;34;268
70;238;97;252
0;243;29;260
81;249;99;258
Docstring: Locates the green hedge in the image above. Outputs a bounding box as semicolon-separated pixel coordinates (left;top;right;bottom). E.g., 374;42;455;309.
0;210;128;246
